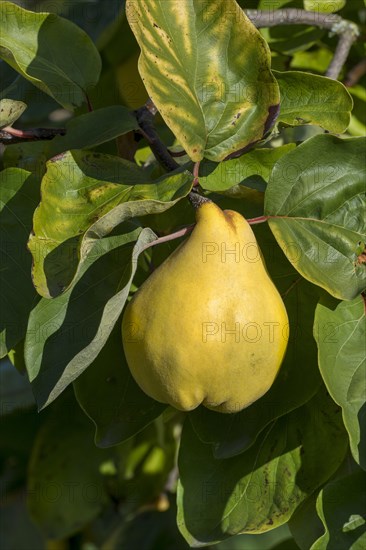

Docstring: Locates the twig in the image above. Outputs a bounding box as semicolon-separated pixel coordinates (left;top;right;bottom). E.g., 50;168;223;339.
327;28;360;80
0;126;65;144
134;101;207;207
134;103;179;172
245;9;360;80
281;277;302;299
246;8;346;29
168;148;187;157
344;57;366;87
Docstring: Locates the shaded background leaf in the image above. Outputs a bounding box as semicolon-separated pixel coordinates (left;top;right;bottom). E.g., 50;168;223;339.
74;325;166;448
177;388;347;546
25;226;157;410
47;106;139;157
0;168;40;357
27;393;110;539
0;2;101;109
311;470;366;550
0;357;35;414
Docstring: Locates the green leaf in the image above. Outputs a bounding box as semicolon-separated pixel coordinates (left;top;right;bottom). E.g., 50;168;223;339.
3;140;48;175
264;134;366;301
28;150;193;298
0;2;101;109
189;223;321;459
74;325;166;448
289;492;325;550
104;495;190;550
199;145;296;192
177;388;348;546
260;25;324;56
0;98;26;128
348;86;366;138
310;470;366;550
0;490;45;550
7;339;26;374
274;71;353;133
290;48;333;74
24;225;157;410
314;295;366;469
0;357;35;414
126;0;280;161
0;168;40;357
27;394;110;538
304;0;346;12
47;106;139;157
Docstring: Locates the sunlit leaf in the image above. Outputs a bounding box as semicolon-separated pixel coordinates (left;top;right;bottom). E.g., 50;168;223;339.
127;0;280;161
199;145;296;192
0;98;26;128
265;134;366;300
314;295;366;469
304;0;346;12
28;150;193;298
274;71;353;133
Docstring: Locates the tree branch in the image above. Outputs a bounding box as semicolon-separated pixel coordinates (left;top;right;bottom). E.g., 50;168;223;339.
134;103;179;172
245;9;360;80
134;101;211;207
344;57;366;87
0;126;65;144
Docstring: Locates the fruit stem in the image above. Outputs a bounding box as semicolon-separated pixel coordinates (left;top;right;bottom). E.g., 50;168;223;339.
141;225;195;253
247;215;268;225
193;161;200;187
188;191;211;209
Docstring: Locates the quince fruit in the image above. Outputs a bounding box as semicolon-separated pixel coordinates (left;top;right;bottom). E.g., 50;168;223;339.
122;201;288;413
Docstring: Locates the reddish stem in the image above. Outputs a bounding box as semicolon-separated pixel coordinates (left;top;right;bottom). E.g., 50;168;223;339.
193;161;200;187
3;126;34;138
247;215;268;225
141;224;194;253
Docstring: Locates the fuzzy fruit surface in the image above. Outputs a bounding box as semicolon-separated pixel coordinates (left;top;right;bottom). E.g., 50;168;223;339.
122;202;289;413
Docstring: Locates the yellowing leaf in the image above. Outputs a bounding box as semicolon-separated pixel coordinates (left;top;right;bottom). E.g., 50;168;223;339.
126;0;280;161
